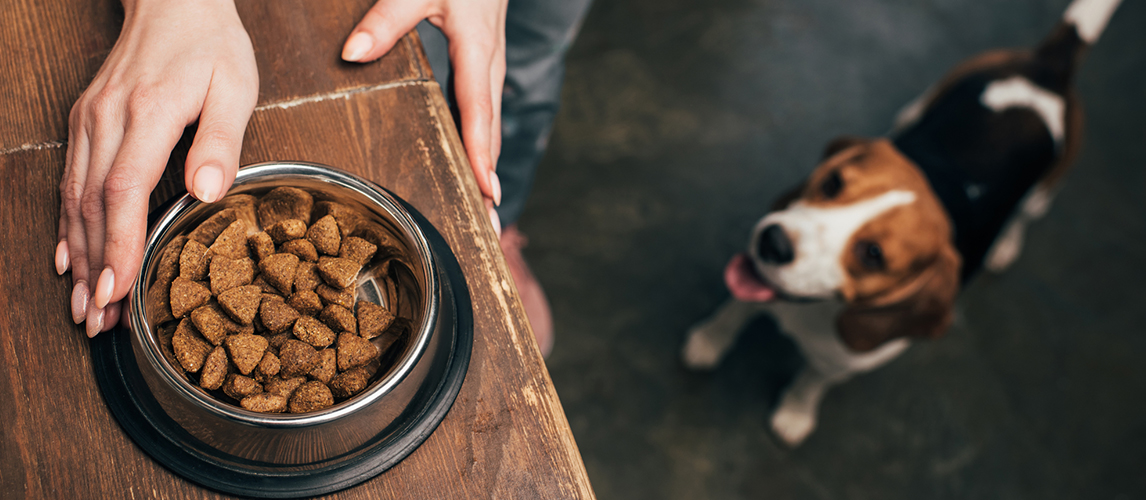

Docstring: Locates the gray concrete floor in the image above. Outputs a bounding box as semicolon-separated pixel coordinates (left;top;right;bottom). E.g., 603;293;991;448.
517;0;1146;498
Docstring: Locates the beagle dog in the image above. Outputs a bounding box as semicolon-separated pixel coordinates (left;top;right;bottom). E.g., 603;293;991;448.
683;0;1123;447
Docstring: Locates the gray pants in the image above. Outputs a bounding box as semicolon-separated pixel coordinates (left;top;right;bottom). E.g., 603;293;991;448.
417;0;592;227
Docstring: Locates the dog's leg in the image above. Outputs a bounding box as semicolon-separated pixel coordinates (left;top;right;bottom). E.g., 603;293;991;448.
770;366;831;447
985;184;1056;272
682;298;761;370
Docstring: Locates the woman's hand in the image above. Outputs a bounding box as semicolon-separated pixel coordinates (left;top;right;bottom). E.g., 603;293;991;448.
57;0;258;337
342;0;507;232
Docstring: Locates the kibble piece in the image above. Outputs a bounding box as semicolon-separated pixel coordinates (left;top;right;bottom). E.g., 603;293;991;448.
178;239;211;281
217;285;261;325
223;374;263;400
281;239;318;262
156;323;184;375
225;333;269;375
293;262;322;292
240;393;288;413
209;256;256;295
267;219;307;244
188;208;239;245
307;215;342;256
265;331;294;352
259;297;300;334
316;257;360;289
199;347;229;390
288;381;334;413
293;316;336;348
257;187;313;230
254;351;281;381
155;236;188;286
309;349;336;384
313;201;363;239
190;302;242;345
329;368;371;399
315;284;355;309
265;376;307;398
248;231;275;262
338;236;377;266
356;301;395;340
170;277;212;318
319;304;356;334
259;253;299;295
146;279;176;326
209;219;250;260
279;339;319;377
172;318;212;373
352;222;404;262
251;275;280;295
287;289;322;316
337;332;379;371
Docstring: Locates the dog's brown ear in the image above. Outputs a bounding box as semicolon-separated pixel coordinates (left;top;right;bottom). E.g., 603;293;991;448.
836;244;961;352
771;183;806;211
822;135;868;160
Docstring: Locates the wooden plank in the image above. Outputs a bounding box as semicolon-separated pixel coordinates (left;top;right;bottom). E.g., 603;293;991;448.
0;0;426;150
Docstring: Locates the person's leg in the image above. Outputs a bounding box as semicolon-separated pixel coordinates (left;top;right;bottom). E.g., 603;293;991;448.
418;0;592;358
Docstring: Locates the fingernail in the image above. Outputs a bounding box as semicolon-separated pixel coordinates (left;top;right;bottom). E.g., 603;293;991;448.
488;205;502;238
342;32;374;62
55;241;70;275
71;280;89;324
489;171;502;207
193;164;225;203
86;305;104;338
94;267;115;309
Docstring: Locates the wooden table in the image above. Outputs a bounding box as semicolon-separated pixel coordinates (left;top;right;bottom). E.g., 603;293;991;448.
0;1;595;498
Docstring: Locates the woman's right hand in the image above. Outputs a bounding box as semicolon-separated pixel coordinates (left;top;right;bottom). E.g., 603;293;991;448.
57;0;259;338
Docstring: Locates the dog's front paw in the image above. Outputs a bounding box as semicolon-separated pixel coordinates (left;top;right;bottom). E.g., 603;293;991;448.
681;328;722;370
770;404;816;447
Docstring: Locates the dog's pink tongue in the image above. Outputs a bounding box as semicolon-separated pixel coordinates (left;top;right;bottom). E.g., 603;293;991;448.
724;253;775;302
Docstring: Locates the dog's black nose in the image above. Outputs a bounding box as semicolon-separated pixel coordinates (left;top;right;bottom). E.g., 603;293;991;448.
756;224;794;264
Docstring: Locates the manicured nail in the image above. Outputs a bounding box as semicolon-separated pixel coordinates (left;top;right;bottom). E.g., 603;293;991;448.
94;267;115;309
488;205;502;238
55;241;69;275
342;32;374;62
489;170;502;207
86;305;104;338
71;280;89;324
193;164;224;203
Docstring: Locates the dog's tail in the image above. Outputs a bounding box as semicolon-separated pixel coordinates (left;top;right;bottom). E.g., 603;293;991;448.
1032;0;1122;91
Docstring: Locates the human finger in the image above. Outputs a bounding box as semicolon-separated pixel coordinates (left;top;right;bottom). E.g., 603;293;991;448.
61;117;94;324
183;71;258;204
90;109;182;319
448;27;501;202
342;0;429;63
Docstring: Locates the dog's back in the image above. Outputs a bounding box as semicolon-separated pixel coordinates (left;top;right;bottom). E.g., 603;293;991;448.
891;0;1121;279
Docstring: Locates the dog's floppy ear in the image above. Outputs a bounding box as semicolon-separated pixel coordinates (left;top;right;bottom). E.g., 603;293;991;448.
771;183;806;211
836;243;961;352
822;135;868;160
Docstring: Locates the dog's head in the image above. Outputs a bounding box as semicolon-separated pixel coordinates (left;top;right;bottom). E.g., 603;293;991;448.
726;137;961;351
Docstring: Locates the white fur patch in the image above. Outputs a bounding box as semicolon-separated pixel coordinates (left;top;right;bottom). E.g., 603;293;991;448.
753;190;917;298
1065;0;1122;44
980;76;1066;144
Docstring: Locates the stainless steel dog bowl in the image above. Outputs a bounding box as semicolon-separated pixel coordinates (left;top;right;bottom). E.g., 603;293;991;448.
92;162;473;498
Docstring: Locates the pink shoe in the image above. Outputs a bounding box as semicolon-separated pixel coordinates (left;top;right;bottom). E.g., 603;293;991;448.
499;225;554;358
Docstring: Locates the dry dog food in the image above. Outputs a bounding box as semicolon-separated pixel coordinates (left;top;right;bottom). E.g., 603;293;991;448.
150;188;410;413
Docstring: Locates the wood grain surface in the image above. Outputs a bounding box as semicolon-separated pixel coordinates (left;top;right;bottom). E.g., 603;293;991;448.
0;0;595;498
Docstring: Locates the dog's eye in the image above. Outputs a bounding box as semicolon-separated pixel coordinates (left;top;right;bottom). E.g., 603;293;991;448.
821;171;843;199
856;241;886;271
